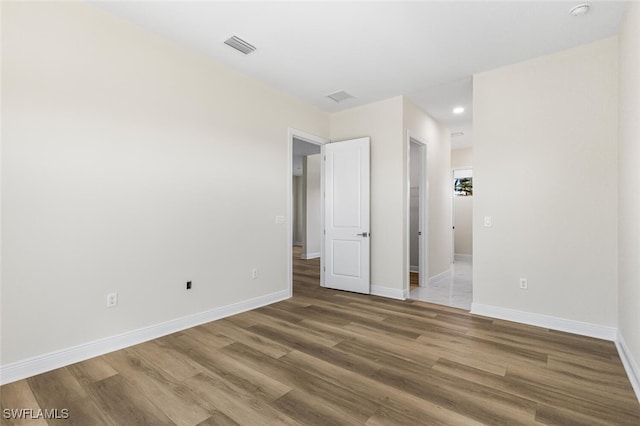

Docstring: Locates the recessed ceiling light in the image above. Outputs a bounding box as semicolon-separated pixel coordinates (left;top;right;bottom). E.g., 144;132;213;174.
569;3;590;17
453;106;465;114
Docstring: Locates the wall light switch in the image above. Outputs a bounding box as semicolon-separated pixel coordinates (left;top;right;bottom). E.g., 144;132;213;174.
484;216;492;227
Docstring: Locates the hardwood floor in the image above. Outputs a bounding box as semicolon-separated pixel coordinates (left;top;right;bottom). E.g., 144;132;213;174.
409;272;418;291
2;249;639;425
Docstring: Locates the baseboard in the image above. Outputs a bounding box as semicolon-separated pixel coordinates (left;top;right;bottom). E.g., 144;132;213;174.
301;252;320;260
454;253;472;262
429;269;450;284
293;241;302;247
409;265;419;273
470;303;617;341
616;331;640;403
0;290;289;385
370;285;406;300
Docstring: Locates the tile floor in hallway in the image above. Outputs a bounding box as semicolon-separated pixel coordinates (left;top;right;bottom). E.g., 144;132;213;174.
409;256;472;310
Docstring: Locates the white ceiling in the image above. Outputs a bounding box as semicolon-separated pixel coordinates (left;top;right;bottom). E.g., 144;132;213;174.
92;1;628;149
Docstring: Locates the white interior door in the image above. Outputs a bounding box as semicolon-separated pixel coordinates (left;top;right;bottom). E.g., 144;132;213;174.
323;137;370;294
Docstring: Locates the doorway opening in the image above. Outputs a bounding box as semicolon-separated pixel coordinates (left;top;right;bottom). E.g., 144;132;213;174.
287;129;327;297
406;135;428;298
440;167;474;310
453;168;473;262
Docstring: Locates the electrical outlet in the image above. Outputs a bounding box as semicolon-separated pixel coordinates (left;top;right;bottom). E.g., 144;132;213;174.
519;278;528;289
252;268;258;279
186;281;192;290
106;292;118;307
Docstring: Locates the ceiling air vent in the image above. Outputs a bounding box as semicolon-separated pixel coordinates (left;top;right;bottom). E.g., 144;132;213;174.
451;132;465;138
224;35;256;55
327;90;355;103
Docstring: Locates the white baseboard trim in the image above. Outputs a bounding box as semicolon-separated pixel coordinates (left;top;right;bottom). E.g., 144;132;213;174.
293;241;302;247
0;290;289;385
301;252;320;260
429;269;450;284
470;303;617;341
409;265;419;273
371;285;406;300
616;331;640;403
454;253;472;262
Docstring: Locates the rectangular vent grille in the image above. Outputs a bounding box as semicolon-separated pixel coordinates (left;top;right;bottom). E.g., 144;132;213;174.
224;36;256;55
327;90;355;103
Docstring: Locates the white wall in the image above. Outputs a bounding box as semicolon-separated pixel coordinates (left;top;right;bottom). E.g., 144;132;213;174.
618;2;640;394
473;38;619;327
403;98;452;283
1;2;329;365
303;154;321;259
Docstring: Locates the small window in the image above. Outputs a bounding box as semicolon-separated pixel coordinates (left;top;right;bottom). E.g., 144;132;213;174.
453;169;473;196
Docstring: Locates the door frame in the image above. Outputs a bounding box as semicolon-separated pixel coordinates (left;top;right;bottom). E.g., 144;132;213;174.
452;169;457;263
405;132;429;296
287;128;328;297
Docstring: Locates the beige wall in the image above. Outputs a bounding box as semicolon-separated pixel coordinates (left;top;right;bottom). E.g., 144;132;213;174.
330;97;405;290
403;98;452;282
473;38;619;326
1;2;329;364
452;147;473;169
618;2;640;387
454;197;473;256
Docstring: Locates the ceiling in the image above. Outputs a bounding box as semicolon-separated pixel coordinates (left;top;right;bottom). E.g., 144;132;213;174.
92;1;628;149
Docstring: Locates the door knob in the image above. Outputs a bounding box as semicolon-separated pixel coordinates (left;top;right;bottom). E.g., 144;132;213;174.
356;232;369;237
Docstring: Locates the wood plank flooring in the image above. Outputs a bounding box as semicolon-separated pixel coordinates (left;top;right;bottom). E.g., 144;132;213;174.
409;272;418;291
2;248;639;425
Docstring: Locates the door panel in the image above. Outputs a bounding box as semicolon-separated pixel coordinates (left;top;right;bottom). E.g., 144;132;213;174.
323;137;370;294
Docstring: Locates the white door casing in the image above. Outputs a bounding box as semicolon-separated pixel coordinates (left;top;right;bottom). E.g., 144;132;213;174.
416;142;427;287
323;137;370;294
288;128;328;298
